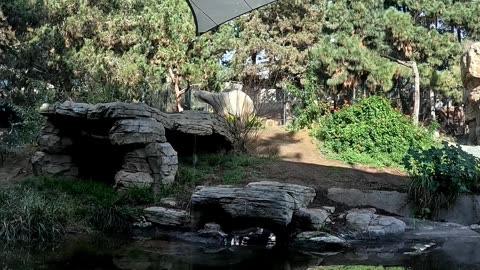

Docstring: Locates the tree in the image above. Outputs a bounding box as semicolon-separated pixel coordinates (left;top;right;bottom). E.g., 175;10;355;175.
0;0;234;110
230;0;326;89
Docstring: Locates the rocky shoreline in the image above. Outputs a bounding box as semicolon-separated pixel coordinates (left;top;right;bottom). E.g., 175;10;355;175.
133;181;480;256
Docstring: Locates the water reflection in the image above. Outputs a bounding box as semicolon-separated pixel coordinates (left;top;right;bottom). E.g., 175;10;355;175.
1;236;479;270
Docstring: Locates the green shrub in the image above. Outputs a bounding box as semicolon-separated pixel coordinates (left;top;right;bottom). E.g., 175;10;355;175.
404;142;480;216
287;80;328;130
313;96;435;167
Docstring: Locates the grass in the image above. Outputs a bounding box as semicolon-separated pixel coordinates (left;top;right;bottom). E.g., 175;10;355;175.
0;152;269;243
0;177;154;243
313;139;403;170
155;152;271;203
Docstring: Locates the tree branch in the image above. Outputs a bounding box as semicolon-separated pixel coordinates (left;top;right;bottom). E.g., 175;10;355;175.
381;55;413;67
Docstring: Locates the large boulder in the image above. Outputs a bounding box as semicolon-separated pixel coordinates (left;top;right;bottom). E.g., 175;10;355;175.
109;118;166;146
246;181;316;209
461;42;480;144
37;121;73;154
292;208;331;231
114;170;154;189
290;231;350;251
144;207;189;228
145;142;178;185
327;188;413;217
31;151;78;177
191;181;316;230
344;209;406;240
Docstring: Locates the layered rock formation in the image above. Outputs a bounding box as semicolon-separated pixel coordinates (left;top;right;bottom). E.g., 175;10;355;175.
32;101;234;189
462;42;480;144
190;181;317;230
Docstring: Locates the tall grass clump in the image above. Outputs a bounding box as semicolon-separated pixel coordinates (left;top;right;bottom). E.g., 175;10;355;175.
0;177;155;242
313;96;436;167
404;142;480;217
0;187;69;242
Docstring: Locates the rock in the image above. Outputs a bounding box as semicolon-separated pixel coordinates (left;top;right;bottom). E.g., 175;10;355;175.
246;181;316;209
45;101;93;118
154;110;235;153
40;101;234;152
115;170;154;189
109;118;166;145
37;121;73;154
145;142;178;185
203;223;222;231
143;207;188;227
121;149;152;173
461;42;480;144
86;102;153;120
37;134;73;154
133;216;153;229
33;101;234;192
191;184;296;228
175;231;228;247
31;151;78;177
401;218;480;240
322;206;336;214
159;197;178;208
470;224;480;230
327;188;413;217
435;194;480;225
194;90;254;120
292;208;331;231
327;188;480;226
345;209;406;239
290;231;350;251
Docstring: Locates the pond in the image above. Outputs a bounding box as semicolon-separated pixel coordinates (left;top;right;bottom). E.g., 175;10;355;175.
1;236;479;270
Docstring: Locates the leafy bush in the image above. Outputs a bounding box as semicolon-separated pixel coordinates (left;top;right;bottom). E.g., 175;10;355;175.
287;81;329;130
0;101;44;164
313;96;435;167
404;142;480;216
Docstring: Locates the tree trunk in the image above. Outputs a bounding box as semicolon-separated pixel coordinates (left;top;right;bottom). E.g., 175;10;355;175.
430;89;436;121
168;67;184;112
412;61;420;126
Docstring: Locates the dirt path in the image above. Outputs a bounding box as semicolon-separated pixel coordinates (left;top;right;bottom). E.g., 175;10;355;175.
0;146;34;185
247;127;410;192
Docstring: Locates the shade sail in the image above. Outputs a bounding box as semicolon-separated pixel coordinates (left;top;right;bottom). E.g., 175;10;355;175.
186;0;278;35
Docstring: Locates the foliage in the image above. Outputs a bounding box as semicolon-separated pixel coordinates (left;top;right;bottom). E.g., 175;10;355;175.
159;153;268;203
0;101;44;164
0;177;155;242
287;81;329;130
225;114;264;152
314;96;436;167
0;0;235;111
0;188;69;242
404;142;480;216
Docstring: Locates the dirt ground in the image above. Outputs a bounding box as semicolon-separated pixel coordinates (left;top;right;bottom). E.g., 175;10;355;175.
246;126;410;192
0;145;34;185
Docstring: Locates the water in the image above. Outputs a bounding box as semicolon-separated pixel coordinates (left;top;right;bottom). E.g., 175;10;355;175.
1;236;479;270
